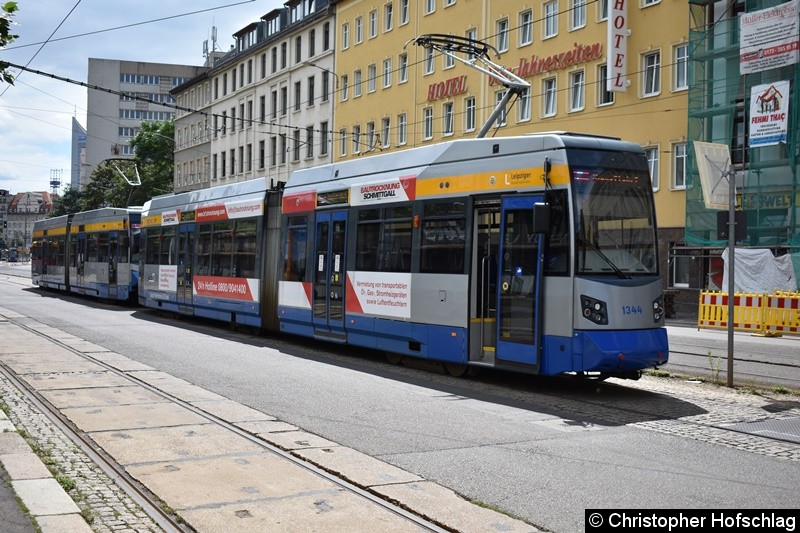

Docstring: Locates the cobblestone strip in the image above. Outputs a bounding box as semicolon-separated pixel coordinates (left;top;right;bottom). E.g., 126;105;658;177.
0;373;164;533
625;376;800;461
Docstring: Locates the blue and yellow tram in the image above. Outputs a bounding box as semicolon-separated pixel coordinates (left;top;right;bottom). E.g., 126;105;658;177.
33;132;668;379
278;133;668;378
31;207;142;301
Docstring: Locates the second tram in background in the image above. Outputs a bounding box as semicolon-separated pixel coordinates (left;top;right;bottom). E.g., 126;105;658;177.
34;132;668;380
31;207;142;301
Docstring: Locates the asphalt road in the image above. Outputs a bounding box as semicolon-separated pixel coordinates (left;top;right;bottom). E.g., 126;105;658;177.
1;264;799;532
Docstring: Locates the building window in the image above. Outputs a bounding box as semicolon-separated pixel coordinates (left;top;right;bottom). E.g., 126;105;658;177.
495;91;507;126
322;72;330;101
398;113;407;145
570;0;586;30
339;128;347;156
281;43;287;68
444;50;455;69
384;3;393;31
271;48;277;73
323;22;331;51
342;22;350;49
280;134;287;164
369;10;378;38
309;29;316;57
519;10;533;46
442;102;454;135
643;51;661;96
307;76;315;106
354;70;362;97
383;59;392;88
672;143;686;190
644;0;661;6
293;129;301;162
294;81;302;111
543;77;556;116
367;121;376;149
518;88;531;122
569;70;585;111
598;0;609;20
398;53;408;82
425;47;435;74
597;64;614;106
423;107;433;140
425;0;435;15
259;140;265;169
670;244;691;288
353;124;361;153
645;146;659;190
674;44;688;91
382;117;391;147
544;1;558;39
368;64;377;93
497;18;509;52
355;16;363;43
466;28;478;58
306;126;314;158
341;75;349;100
320;121;329;156
400;0;409;24
464;96;476;132
246;144;252;172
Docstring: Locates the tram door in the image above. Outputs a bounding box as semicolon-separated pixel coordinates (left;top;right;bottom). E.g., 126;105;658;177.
108;231;119;296
495;196;545;369
470;203;501;363
75;233;87;287
312;210;347;339
176;224;194;307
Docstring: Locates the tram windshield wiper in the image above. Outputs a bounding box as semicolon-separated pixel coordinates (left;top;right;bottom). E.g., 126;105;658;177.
584;240;630;279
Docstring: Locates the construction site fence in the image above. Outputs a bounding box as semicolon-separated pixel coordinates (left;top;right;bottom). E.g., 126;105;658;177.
697;291;800;336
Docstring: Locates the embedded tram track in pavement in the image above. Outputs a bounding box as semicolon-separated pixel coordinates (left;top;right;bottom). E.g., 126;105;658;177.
0;309;537;533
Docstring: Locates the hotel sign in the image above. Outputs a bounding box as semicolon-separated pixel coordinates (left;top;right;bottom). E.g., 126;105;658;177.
427;76;468;101
607;0;628;92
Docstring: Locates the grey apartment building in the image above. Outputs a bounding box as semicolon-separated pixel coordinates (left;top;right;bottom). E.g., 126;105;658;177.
78;59;207;189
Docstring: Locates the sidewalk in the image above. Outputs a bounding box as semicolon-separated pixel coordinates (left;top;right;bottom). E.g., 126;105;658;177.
0;309;538;533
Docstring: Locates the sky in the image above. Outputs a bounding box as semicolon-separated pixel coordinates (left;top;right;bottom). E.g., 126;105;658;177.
0;0;282;196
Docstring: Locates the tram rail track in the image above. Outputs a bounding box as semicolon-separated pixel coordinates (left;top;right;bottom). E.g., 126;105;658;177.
0;314;454;533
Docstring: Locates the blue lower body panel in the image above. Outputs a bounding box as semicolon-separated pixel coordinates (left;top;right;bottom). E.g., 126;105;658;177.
573;328;669;374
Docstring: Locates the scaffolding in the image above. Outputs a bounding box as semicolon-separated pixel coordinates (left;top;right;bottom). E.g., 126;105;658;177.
686;0;799;257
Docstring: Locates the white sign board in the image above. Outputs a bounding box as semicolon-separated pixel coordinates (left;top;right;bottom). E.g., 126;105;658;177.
740;0;799;74
749;80;791;147
607;0;628;92
694;141;732;210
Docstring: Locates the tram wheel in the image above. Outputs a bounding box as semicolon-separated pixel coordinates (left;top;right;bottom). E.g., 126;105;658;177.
443;362;469;377
386;353;403;365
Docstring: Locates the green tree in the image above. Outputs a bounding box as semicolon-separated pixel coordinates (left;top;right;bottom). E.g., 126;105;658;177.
50;187;83;216
1;2;19;84
84;120;175;208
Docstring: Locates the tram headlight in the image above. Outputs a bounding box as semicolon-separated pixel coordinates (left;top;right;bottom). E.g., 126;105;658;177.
580;295;608;325
652;296;664;323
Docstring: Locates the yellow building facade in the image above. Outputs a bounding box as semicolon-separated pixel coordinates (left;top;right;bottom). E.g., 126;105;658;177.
333;0;689;286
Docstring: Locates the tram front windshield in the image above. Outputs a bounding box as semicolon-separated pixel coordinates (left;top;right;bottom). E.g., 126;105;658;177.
570;149;658;276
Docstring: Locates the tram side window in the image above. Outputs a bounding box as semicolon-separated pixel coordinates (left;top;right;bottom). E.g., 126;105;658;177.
56;237;66;266
355;206;412;273
145;229;161;265
356;209;380;270
196;224;212;275
233;219;257;278
87;233;99;262
97;233;109;263
544;190;569;275
160;227;177;266
420;201;466;274
211;221;234;276
283;216;308;281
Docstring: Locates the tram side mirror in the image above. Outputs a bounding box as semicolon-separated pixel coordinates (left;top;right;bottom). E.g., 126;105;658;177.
532;203;551;234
